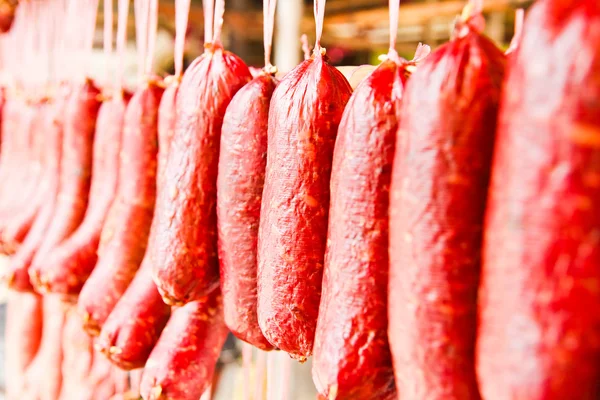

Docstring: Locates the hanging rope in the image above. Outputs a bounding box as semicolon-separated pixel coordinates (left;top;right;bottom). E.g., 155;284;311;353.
115;0;129;93
313;0;326;50
263;0;277;70
174;0;191;77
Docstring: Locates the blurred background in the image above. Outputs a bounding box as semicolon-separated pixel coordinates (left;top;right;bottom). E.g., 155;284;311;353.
91;0;533;88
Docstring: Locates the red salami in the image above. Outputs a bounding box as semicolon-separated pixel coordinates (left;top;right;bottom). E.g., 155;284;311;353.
77;79;163;335
31;0;128;297
218;72;276;351
5;291;43;399
388;3;505;398
35;93;128;299
28;79;102;291
96;65;180;373
0;99;49;252
156;79;178;174
96;0;186;370
3;89;67;292
19;295;67;400
257;0;352;360
96;258;171;370
217;0;277;351
151;0;251;305
477;1;600;399
139;291;229;400
0;99;36;237
312;4;427;396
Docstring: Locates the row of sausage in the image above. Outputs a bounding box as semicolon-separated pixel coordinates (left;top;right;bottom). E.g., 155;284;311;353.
2;0;600;399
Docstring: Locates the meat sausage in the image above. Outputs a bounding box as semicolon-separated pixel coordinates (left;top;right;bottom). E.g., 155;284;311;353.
0;98;37;240
311;43;429;397
77;79;163;335
28;79;102;291
1;99;50;252
3;89;67;292
217;72;277;351
477;1;600;399
35;92;129;299
257;44;352;360
151;44;251;305
96;79;177;369
139;291;228;400
388;6;505;399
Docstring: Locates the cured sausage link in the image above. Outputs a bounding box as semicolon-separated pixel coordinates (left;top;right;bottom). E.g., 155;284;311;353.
312;58;408;400
152;46;251;305
96;258;171;370
1;100;50;252
217;73;276;351
96;83;175;370
139;290;229;400
388;14;505;400
4;89;68;292
477;1;600;399
257;51;352;361
78;81;163;336
34;94;128;299
29;79;102;292
0;99;36;241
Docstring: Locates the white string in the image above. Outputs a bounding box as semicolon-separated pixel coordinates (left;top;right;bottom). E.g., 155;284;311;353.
263;0;277;69
203;0;214;46
388;0;400;56
313;0;326;49
174;0;191;77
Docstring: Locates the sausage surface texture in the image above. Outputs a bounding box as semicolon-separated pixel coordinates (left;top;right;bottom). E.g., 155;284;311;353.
217;72;276;351
477;1;600;399
28;79;102;291
156;81;178;173
388;19;505;400
152;45;251;305
257;51;352;360
77;80;163;335
312;59;406;400
96;81;176;369
37;94;128;298
140;291;228;400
